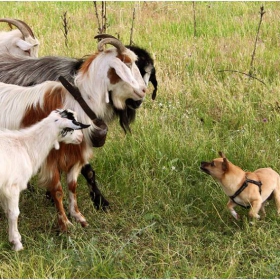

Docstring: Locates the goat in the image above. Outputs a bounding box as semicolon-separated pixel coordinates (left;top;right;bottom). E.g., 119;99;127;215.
0;37;147;232
0;109;89;251
0;18;39;57
0;35;150;211
126;45;157;100
94;34;158;99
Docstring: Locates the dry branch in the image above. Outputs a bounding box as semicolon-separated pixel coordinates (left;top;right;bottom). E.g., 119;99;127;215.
61;11;70;48
93;1;107;35
219;5;266;86
129;7;136;46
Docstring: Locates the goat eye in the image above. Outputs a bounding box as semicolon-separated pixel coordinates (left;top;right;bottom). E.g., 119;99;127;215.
61;128;74;137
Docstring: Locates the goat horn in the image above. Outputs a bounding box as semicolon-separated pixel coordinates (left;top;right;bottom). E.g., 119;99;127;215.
0;18;35;39
94;34;118;41
96;37;126;53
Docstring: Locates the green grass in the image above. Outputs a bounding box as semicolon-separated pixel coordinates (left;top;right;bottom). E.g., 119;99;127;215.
1;1;280;278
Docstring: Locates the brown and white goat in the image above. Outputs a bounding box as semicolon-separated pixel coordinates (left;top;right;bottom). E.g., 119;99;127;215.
0;38;146;231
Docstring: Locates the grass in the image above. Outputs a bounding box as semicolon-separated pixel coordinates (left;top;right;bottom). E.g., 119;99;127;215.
1;1;280;278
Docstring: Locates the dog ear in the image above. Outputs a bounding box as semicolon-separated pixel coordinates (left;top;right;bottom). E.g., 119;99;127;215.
222;157;229;172
219;151;228;171
219;151;226;158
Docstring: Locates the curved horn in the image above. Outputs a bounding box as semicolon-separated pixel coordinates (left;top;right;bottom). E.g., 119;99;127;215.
0;18;35;39
94;34;118;41
16;19;35;38
96;37;126;53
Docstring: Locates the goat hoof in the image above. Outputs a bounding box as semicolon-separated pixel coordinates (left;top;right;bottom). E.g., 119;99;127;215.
81;221;89;228
59;220;73;232
12;242;24;251
90;192;110;211
95;199;110;211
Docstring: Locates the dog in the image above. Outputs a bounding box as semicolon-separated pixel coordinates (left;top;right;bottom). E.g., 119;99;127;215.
200;151;280;220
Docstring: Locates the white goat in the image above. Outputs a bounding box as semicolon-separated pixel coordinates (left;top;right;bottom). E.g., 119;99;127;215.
0;109;89;251
0;18;39;57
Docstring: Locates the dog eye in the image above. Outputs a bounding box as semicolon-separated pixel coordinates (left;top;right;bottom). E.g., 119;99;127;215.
211;161;215;167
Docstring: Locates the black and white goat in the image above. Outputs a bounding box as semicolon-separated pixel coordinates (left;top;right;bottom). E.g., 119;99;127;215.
126;45;157;100
95;34;158;99
0;34;153;211
0;18;39;57
0;37;146;231
0;109;89;251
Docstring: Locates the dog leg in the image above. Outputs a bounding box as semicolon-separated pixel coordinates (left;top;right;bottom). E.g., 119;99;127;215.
273;189;280;215
260;203;266;218
248;200;262;219
227;200;239;220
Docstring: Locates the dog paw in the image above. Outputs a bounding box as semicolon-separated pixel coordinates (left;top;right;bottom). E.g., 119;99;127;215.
231;210;240;220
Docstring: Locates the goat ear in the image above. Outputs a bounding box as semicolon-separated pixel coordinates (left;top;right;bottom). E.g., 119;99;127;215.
75;122;91;130
67;121;90;130
16;39;33;51
109;57;138;88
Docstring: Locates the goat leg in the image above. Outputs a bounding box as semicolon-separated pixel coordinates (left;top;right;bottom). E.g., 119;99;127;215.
81;163;109;211
50;184;73;232
44;164;110;211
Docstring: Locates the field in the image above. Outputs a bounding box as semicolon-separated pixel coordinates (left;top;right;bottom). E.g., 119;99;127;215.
1;1;280;278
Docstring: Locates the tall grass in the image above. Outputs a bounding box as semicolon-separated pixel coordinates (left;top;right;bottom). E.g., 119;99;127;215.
1;1;280;278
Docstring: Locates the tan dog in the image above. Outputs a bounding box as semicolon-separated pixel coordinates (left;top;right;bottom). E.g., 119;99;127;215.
200;151;280;220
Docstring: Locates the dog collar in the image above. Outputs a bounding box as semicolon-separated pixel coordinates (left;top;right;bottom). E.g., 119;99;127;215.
229;176;262;209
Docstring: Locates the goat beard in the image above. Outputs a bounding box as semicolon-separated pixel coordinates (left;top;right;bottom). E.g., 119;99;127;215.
89;99;137;147
108;92;141;133
114;104;136;134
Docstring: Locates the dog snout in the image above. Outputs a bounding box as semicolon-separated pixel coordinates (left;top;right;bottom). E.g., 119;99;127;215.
200;161;208;168
200;162;211;174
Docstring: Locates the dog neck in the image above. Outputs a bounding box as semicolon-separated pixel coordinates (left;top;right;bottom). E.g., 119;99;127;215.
220;163;246;196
